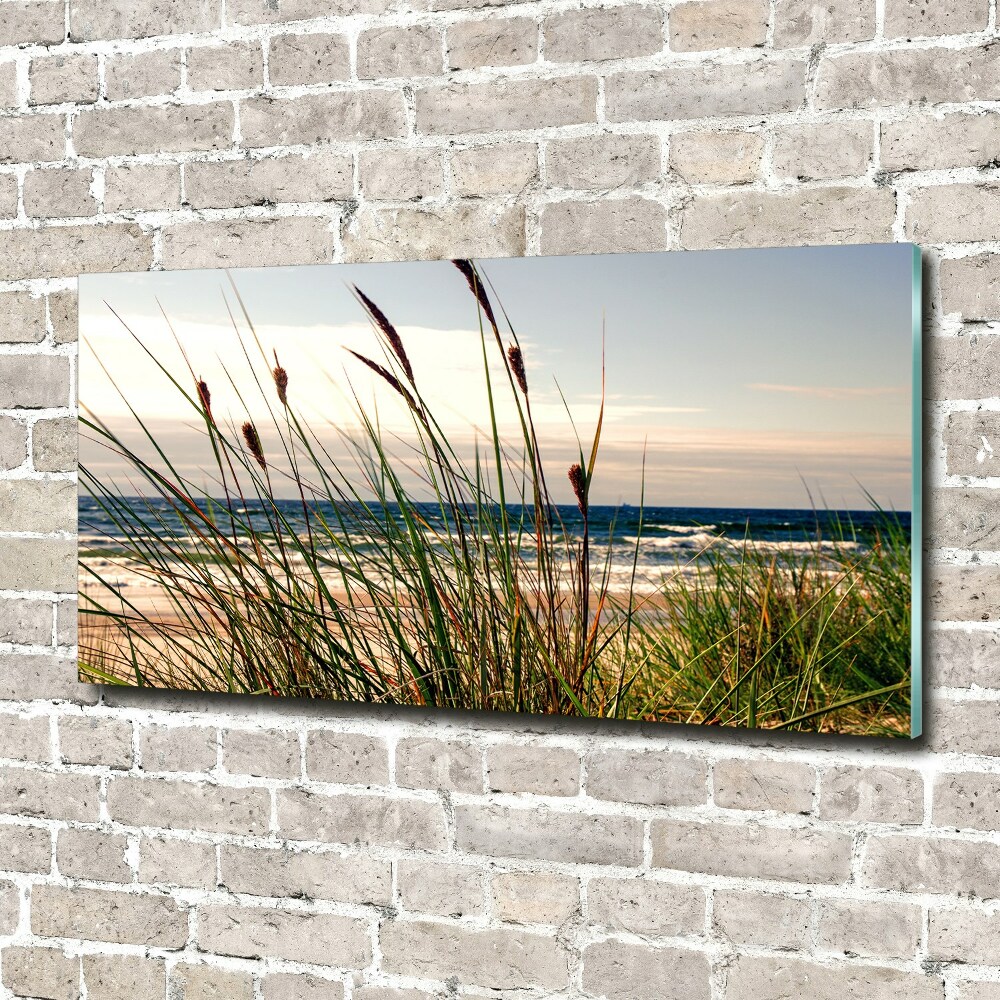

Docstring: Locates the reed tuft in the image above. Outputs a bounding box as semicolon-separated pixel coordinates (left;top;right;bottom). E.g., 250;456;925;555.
272;355;288;407
568;462;586;515
196;378;211;415
452;258;498;334
508;344;528;394
241;420;266;470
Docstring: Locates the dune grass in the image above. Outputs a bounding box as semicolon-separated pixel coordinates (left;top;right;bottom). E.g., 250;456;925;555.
79;260;911;735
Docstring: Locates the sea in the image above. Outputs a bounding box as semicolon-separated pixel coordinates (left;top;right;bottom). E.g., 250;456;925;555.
79;498;910;596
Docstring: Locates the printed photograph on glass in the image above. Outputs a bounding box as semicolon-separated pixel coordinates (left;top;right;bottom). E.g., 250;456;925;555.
78;244;921;736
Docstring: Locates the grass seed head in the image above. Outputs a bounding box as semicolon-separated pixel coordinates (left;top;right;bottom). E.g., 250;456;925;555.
452;258;498;334
354;286;414;385
507;344;528;394
568;462;587;514
196;378;212;414
242;420;266;470
273;363;288;406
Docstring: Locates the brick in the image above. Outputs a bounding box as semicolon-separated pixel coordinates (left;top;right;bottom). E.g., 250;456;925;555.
714;759;815;814
381;920;568;990
104;49;181;100
882;112;1000;172
955;985;1000;1000
817;45;1000;110
0;2;64;45
47;291;77;344
944;409;1000;476
0;824;51;873
170;964;254;1000
395;736;483;792
541;197;666;255
545;6;663;62
0;417;28;470
262;974;344;1000
29;54;98;106
74;103;234;157
0;536;75;591
69;0;222;40
302;731;386;785
582;940;710;1000
83;955;166;1000
773;0;874;45
772;121;873;181
885;0;988;38
398;858;483;917
0;768;98;823
359;147;444;201
241;91;406;146
220;843;391;904
819;765;923;824
107;776;271;836
353;989;432;1000
487;744;579;795
0;879;18;935
670;0;766;51
929;906;1000;964
278;789;447;849
455;803;643;865
187;41;262;91
606;60;806;123
32;418;77;473
198;905;370;967
588;877;704;937
104;163;181;213
0;354;69;409
0;480;76;536
32;885;188;947
586;749;707;806
726;955;943;1000
24;168;96;219
0;61;16;110
59;715;132;768
448;17;536;70
0;225;154;281
57;828;131;883
229;0;392;24
933;698;1000;756
139;836;217;889
928;627;1000;687
416;76;596;134
929;332;1000;398
863;833;1000;897
930;488;1000;549
223;727;298;779
359;25;442;78
268;32;349;86
817;897;921;960
141;724;216;773
930;566;1000;622
0;293;46;344
0;173;16;217
547;133;660;189
670;130;763;184
909;183;1000;243
185;152;351;209
941;257;1000;321
680;186;896;250
0;599;53;646
54;601;75;646
0;653;96;703
0;714;50;763
345;203;525;261
451;142;537;196
492;871;578;925
714;889;810;949
161;216;331;270
0;114;66;164
934;771;1000;831
653;820;852;883
1;947;79;1000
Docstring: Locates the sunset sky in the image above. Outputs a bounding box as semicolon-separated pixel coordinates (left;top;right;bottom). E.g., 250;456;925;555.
79;244;917;510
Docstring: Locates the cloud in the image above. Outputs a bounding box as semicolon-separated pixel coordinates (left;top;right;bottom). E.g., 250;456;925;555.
747;383;909;401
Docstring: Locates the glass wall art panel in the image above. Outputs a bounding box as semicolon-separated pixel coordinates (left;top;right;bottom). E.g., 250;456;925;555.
78;244;922;737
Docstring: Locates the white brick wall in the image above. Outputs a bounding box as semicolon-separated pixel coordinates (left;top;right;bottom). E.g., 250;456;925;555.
0;0;998;996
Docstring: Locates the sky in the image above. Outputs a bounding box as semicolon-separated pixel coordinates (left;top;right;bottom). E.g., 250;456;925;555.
79;244;917;510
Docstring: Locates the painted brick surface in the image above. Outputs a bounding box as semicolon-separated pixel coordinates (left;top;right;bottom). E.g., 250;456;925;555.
0;0;997;997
